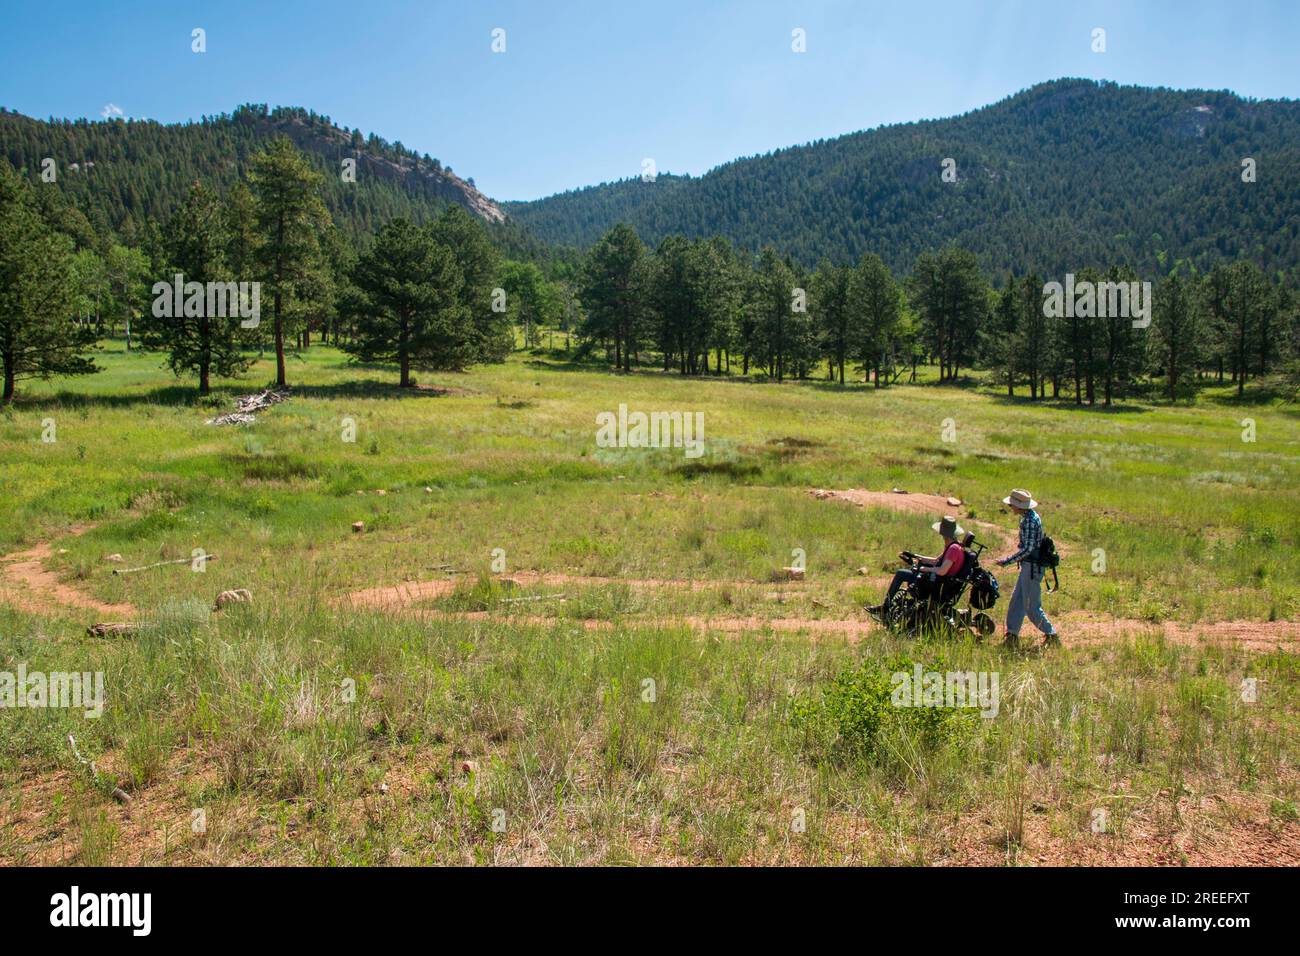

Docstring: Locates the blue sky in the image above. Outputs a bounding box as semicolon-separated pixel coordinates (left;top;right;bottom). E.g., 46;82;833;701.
2;1;1297;201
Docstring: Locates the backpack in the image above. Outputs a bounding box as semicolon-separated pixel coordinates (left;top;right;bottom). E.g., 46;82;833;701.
1035;535;1061;592
969;567;1000;609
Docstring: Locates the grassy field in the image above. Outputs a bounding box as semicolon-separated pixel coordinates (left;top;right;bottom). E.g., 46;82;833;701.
1;342;1298;865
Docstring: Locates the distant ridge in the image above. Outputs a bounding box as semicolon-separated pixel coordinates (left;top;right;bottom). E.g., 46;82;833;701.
0;104;506;244
505;79;1300;279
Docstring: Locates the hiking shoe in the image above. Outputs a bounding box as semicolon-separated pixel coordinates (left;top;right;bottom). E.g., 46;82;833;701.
1002;633;1020;650
1042;633;1061;648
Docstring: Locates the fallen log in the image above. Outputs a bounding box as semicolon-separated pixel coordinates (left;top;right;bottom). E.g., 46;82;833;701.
498;593;567;604
112;554;217;576
68;734;132;804
206;387;290;425
87;622;144;638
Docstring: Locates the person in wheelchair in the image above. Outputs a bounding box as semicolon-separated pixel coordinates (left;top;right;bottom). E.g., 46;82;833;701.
868;515;966;618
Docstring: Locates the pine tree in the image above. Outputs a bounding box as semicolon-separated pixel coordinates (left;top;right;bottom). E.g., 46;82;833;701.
812;261;853;383
647;235;694;373
429;205;512;364
580;224;646;371
1150;272;1203;400
500;260;558;347
702;236;742;374
851;252;903;386
139;181;253;394
0;161;96;402
1099;266;1142;406
224;181;259;280
344;219;467;386
750;246;798;381
1019;273;1050;399
987;276;1020;396
907;247;989;382
248;138;328;387
1205;261;1272;397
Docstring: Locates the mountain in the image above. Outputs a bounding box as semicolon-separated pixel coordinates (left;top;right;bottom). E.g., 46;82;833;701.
0;104;508;246
505;79;1300;279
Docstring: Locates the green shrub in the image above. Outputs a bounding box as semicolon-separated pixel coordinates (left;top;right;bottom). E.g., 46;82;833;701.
792;653;976;761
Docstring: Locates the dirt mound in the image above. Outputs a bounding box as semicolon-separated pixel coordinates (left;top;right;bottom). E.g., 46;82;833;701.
811;488;1015;548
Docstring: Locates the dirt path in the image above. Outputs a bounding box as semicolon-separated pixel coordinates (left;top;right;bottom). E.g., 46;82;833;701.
0;527;135;619
341;574;1300;653
343;571;752;610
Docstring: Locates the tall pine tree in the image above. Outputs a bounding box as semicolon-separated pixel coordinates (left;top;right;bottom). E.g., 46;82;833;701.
344;218;467;386
0;161;95;402
248;138;328;387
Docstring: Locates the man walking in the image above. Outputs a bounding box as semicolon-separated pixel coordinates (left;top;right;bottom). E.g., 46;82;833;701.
996;488;1060;649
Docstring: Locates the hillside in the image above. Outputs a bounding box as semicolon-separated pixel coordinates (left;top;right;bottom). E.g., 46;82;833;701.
506;79;1300;278
0;104;509;246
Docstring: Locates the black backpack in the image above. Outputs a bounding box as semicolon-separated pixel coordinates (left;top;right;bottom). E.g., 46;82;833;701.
1035;535;1061;592
969;567;1000;609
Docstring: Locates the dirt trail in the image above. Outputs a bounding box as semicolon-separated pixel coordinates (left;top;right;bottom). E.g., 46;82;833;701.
343;571;748;609
675;611;1300;653
343;579;1300;653
0;527;135;619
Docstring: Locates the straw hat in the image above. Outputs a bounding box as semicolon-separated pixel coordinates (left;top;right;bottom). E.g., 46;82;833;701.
931;515;965;538
1002;488;1038;510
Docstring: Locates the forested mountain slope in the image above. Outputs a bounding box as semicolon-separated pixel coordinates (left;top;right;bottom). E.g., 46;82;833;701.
0;104;513;247
506;79;1300;279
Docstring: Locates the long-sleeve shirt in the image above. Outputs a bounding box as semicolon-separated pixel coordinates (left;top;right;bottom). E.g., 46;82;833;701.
1005;509;1044;565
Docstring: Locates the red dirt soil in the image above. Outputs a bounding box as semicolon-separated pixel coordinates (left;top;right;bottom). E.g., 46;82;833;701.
0;526;135;619
340;577;1300;653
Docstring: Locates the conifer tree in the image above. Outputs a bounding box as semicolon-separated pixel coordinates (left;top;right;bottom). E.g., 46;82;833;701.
0;161;95;402
344;218;467;386
139;181;253;394
248;138;328;387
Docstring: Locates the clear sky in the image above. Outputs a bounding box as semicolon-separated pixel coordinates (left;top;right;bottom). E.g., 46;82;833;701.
1;1;1297;201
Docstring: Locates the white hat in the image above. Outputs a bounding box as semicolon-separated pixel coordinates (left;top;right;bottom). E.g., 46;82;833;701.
1002;488;1038;509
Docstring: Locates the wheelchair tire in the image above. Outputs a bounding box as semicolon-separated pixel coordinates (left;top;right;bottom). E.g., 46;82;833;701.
972;612;996;638
884;591;918;635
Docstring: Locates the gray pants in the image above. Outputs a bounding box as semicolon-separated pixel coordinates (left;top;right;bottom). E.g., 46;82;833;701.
1006;563;1056;636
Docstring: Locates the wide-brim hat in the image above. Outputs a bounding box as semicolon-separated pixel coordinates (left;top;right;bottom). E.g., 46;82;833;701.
1002;488;1038;509
932;515;965;538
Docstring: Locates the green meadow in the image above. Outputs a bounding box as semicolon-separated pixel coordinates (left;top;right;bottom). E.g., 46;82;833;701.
1;342;1297;865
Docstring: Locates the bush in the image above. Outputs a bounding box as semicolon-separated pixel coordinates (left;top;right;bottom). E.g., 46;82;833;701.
793;652;976;761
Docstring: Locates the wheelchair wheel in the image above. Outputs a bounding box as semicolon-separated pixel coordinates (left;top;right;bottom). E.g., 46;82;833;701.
884;591;919;635
972;612;996;639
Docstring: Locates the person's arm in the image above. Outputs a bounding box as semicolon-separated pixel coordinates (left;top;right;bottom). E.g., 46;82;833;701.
999;516;1039;566
933;556;955;576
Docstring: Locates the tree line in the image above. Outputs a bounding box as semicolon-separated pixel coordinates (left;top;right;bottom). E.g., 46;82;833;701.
575;224;1300;404
0;139;512;401
3;140;1298;405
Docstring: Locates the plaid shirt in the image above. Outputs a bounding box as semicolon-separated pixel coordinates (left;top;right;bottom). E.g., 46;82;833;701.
1006;509;1044;565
